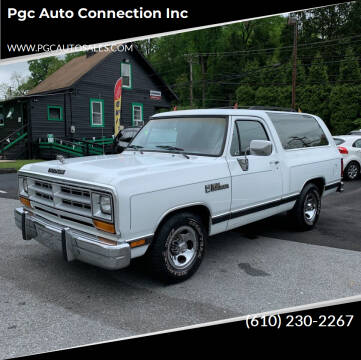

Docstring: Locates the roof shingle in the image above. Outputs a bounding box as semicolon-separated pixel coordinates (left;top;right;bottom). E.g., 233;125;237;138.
28;51;111;95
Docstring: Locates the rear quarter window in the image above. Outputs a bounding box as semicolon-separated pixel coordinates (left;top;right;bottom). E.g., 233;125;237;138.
267;113;329;150
333;138;345;145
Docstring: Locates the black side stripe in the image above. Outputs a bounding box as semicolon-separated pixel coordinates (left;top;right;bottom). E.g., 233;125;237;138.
212;195;299;225
325;182;341;191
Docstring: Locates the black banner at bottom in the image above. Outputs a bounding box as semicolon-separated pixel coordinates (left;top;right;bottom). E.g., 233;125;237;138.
19;298;361;359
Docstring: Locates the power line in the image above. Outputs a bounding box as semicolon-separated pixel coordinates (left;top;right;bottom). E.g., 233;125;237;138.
183;34;361;57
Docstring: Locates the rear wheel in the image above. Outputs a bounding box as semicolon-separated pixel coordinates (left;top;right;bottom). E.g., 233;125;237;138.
344;161;360;181
290;183;321;231
147;212;206;283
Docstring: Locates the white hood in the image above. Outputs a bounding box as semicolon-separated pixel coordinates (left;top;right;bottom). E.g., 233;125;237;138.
19;151;228;190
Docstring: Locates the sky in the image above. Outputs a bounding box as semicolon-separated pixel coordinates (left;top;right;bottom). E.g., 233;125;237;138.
0;61;31;85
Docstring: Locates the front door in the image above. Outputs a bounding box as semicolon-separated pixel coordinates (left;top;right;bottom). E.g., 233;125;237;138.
227;117;283;229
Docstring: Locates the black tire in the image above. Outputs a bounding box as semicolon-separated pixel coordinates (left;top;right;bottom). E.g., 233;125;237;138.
344;161;360;181
147;212;207;283
290;183;321;231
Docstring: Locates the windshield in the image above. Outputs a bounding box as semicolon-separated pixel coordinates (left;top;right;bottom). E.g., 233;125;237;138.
129;117;227;156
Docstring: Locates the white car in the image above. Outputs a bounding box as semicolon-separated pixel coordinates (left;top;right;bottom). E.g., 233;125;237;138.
15;109;343;282
333;135;361;180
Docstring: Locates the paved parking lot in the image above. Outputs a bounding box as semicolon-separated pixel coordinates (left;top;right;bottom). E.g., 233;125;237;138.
1;174;361;358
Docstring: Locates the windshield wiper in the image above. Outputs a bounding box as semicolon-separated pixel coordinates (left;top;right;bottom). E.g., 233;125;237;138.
127;144;144;154
156;145;190;159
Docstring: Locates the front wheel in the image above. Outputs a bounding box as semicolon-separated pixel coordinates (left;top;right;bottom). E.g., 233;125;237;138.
290;183;321;231
147;212;207;283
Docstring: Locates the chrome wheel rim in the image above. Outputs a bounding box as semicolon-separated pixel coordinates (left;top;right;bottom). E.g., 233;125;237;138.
167;225;198;270
304;193;318;224
347;164;359;179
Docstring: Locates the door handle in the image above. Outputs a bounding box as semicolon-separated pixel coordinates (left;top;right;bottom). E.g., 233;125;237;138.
269;160;280;165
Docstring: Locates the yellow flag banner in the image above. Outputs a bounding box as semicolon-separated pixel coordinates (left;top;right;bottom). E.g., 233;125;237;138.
114;78;122;137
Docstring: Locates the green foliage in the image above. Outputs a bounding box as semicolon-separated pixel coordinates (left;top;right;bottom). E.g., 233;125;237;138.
297;85;331;126
307;52;329;85
284;60;306;85
255;87;280;106
329;85;361;134
353;118;361;128
235;86;255;106
338;47;361;83
28;57;65;86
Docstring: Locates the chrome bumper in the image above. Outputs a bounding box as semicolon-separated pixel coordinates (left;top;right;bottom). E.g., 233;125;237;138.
14;207;131;270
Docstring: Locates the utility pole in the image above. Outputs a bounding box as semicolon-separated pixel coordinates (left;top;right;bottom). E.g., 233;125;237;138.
288;17;298;110
187;55;193;107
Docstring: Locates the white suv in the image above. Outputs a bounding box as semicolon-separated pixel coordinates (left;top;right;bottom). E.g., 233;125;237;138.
15;109;343;282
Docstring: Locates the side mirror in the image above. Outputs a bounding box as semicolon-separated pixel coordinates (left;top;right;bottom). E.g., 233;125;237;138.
250;140;272;156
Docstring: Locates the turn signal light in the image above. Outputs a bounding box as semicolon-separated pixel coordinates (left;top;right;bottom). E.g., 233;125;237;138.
338;146;348;154
19;196;32;208
130;239;146;248
93;219;116;234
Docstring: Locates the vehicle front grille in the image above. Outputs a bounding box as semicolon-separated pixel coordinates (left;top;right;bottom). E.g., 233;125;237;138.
28;178;92;217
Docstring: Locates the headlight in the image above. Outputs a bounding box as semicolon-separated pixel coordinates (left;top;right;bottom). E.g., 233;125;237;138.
91;193;113;221
100;196;112;214
18;176;29;196
23;178;28;194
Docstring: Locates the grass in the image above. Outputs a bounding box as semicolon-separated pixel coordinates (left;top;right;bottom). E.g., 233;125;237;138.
0;159;44;171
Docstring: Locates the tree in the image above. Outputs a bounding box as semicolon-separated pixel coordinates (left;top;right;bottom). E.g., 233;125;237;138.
0;72;29;99
235;85;255;106
307;52;329;85
284;59;306;85
27;57;65;87
338;47;361;83
330;85;361;134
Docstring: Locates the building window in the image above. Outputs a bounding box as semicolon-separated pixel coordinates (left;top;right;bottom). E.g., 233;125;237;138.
90;98;104;127
47;105;63;121
121;62;132;89
132;103;143;126
6;107;14;119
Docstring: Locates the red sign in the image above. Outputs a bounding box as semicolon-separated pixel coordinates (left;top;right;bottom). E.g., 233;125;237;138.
114;78;122;101
114;78;122;136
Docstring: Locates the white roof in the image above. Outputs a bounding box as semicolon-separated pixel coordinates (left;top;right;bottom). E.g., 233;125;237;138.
333;135;361;142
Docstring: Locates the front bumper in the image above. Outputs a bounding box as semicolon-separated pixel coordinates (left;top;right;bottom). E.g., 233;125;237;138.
14;207;131;270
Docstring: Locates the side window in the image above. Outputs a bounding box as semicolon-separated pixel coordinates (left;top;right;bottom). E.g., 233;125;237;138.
47;105;63;121
268;113;329;150
230;120;269;156
132;103;143;127
121;62;132;89
90;98;104;127
353;139;361;148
